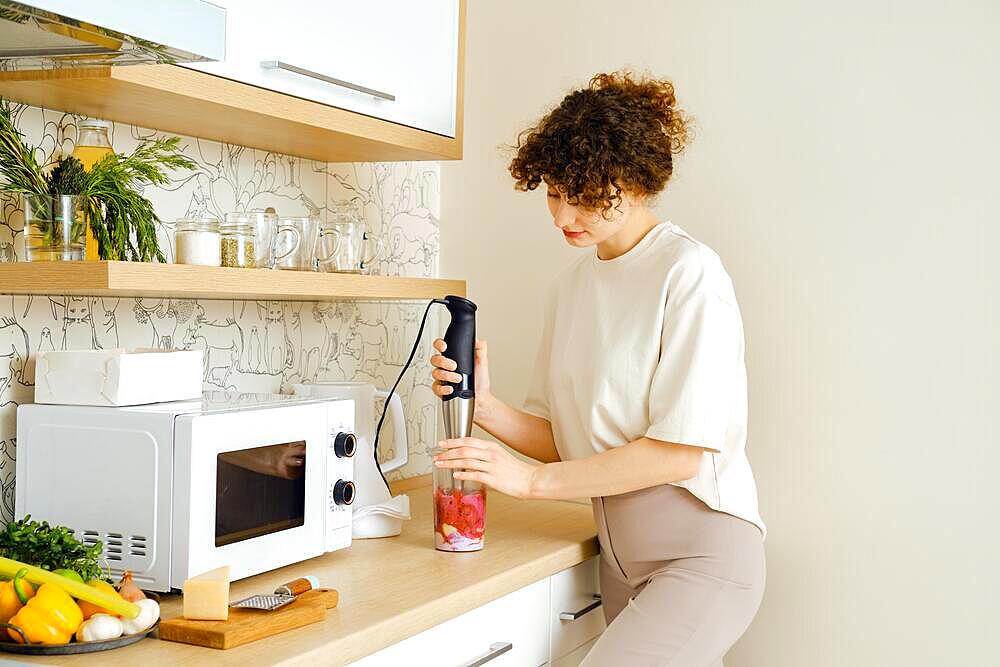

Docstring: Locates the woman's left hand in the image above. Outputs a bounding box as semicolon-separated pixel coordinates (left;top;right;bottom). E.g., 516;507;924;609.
434;437;539;499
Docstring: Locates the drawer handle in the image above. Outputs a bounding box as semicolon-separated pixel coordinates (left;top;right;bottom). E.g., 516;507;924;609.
259;61;396;101
463;641;513;666
559;594;602;621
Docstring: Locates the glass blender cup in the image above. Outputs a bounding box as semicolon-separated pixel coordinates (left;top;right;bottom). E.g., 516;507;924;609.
433;465;486;552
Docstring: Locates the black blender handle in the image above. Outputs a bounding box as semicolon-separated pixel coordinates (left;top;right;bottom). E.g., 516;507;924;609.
441;295;477;401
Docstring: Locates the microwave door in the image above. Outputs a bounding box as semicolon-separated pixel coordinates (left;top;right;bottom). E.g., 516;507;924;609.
215;442;307;547
172;405;328;587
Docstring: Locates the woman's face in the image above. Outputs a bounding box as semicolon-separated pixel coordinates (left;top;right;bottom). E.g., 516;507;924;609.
545;186;638;247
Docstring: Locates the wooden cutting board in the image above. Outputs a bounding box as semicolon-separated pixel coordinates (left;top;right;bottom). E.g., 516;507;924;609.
158;587;340;650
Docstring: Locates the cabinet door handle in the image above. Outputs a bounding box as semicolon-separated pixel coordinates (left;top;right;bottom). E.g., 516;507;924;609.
259;61;396;101
463;641;513;666
559;594;602;621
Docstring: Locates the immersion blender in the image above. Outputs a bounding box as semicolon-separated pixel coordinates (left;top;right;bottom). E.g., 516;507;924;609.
432;295;486;552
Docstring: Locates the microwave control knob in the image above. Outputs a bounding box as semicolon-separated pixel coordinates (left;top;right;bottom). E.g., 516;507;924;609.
333;479;356;506
334;432;356;458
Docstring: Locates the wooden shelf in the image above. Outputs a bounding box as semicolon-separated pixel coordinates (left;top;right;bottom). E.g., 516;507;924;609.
0;262;465;301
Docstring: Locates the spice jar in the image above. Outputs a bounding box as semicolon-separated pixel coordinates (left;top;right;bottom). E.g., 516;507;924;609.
220;220;257;268
174;218;221;266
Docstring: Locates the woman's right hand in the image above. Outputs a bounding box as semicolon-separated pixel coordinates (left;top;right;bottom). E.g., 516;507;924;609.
431;338;492;402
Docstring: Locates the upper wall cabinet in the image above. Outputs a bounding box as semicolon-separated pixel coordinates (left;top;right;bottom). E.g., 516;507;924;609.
184;1;460;138
0;0;465;162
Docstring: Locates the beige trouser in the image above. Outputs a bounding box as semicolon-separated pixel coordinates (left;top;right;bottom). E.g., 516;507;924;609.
581;484;765;667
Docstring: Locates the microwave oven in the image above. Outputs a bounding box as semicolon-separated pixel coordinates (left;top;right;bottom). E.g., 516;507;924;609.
15;392;357;592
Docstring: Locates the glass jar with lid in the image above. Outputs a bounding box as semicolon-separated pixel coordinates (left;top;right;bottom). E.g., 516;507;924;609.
174;217;221;266
220;216;257;268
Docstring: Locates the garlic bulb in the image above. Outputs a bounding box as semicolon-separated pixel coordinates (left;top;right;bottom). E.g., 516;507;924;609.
76;613;124;642
120;598;160;635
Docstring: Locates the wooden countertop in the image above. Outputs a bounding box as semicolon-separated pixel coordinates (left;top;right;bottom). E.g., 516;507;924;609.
13;477;598;666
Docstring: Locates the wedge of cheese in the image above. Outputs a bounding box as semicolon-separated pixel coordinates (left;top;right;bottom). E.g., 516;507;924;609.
182;565;231;620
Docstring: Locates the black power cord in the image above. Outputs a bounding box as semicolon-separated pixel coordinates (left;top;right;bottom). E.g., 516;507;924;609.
371;298;447;494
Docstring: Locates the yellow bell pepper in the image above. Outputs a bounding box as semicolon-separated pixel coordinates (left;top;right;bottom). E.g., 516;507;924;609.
7;583;83;644
0;569;34;625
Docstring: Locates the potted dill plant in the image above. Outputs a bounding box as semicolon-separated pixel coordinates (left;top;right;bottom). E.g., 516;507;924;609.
0;100;196;262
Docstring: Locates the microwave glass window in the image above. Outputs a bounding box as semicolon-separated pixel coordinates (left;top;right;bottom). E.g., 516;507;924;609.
215;441;307;547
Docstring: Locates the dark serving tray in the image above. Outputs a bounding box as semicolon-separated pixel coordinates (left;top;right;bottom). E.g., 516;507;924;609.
0;592;160;655
0;620;158;655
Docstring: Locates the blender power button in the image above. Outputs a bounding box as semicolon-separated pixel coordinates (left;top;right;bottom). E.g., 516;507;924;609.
334;432;357;458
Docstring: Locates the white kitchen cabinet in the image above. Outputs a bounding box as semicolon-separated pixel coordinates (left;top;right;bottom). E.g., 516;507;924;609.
350;557;604;666
183;0;460;137
350;577;550;667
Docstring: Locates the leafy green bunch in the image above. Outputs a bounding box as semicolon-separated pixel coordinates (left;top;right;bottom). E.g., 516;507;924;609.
86;136;196;261
0;515;106;583
0;99;197;261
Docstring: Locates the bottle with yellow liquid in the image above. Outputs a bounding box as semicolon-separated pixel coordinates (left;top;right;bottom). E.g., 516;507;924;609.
72;120;113;260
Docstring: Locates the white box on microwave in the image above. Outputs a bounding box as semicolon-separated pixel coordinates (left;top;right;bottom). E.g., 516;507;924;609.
33;348;203;406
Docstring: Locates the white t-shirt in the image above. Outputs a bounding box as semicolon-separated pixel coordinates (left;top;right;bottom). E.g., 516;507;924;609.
524;222;765;534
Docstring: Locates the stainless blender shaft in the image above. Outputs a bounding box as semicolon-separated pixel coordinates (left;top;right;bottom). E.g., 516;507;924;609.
442;396;475;493
442;396;475;439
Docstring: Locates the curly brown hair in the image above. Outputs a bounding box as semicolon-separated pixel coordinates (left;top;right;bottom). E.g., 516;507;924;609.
508;71;690;215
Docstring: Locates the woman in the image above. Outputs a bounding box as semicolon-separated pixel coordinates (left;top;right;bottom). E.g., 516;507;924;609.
432;72;765;666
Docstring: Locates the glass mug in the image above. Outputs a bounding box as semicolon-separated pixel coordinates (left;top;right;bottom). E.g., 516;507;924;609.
319;202;384;273
246;209;279;268
273;215;341;271
224;211;300;269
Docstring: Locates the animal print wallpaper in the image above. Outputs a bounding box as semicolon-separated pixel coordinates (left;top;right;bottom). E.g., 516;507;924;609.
0;103;442;523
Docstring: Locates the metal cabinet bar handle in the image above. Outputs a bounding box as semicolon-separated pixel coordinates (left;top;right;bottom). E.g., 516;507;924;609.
559;594;602;621
259;61;396;101
463;641;513;667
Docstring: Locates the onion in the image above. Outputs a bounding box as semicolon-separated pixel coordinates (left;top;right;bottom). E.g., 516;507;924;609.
116;571;146;602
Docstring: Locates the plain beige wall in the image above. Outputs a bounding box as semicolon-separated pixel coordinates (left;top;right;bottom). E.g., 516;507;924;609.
440;1;999;665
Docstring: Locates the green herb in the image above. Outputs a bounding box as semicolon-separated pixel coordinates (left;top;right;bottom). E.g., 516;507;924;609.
85;136;196;262
45;155;88;196
15;154;93;251
0;99;197;262
0;515;106;583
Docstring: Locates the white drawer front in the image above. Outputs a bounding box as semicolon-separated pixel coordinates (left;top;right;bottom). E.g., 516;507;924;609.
183;0;460;137
351;577;550;667
549;557;605;659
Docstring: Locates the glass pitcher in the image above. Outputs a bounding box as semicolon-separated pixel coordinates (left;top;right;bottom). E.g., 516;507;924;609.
319;200;384;274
